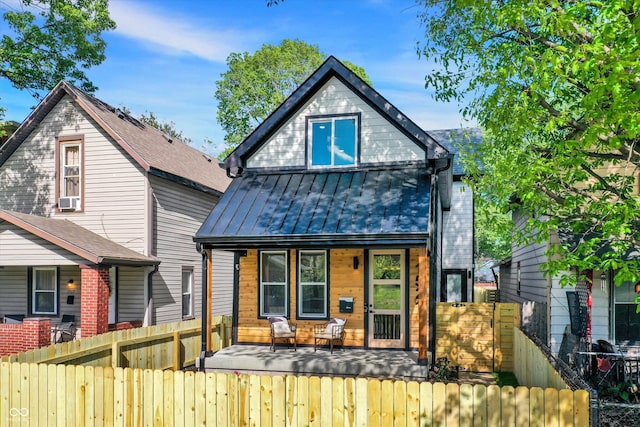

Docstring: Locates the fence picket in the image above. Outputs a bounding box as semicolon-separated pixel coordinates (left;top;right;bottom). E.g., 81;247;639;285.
194;371;207;427
458;383;473;426
472;384;487;427
367;378;381;427
446;383;460;427
515;386;530;425
307;376;321;427
379;379;393;426
432;382;446;426
394;380;407;426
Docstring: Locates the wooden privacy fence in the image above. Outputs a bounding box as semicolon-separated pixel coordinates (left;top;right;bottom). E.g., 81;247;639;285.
513;328;569;390
0;365;590;426
0;316;232;370
436;303;518;372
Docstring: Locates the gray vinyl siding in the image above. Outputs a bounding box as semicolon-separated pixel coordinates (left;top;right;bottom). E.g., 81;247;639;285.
500;209;550;344
246;77;424;168
500;210;549;305
117;266;147;322
0;267;28;316
0;265;80;320
0;222;87;265
58;265;81;320
209;249;234;315
441;182;473;272
150;175;233;324
0;97;148;254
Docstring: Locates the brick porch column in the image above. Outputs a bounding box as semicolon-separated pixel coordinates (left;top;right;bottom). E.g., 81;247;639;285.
80;265;110;337
22;318;52;351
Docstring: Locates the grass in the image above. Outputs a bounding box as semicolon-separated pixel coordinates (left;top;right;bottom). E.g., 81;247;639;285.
492;371;519;387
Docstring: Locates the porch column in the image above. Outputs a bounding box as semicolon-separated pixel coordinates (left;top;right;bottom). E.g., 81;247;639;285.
418;247;429;364
22;318;52;351
80;265;110;337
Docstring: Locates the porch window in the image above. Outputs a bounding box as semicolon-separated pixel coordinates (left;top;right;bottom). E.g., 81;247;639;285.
308;115;357;168
614;280;640;344
58;137;83;211
260;251;288;317
33;267;57;314
182;267;194;318
298;250;327;318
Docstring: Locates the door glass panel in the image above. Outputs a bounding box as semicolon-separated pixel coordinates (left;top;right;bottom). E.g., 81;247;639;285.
446;274;462;302
373;255;401;280
373;284;401;310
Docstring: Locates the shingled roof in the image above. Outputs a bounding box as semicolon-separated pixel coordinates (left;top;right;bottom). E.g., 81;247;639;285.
0;210;159;266
0;81;229;195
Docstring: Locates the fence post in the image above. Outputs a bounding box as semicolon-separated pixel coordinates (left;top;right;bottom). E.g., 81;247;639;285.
173;331;181;370
112;341;120;368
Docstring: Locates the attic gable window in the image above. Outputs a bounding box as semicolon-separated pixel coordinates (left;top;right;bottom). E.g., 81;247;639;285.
57;135;84;212
308;115;358;168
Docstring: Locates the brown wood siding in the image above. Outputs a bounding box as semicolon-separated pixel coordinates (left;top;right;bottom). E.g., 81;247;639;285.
236;248;429;349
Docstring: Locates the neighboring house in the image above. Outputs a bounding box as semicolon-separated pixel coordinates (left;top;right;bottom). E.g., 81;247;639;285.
194;57;476;362
0;81;233;350
499;207;640;357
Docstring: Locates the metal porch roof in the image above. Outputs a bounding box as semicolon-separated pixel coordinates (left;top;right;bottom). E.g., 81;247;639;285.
195;166;431;248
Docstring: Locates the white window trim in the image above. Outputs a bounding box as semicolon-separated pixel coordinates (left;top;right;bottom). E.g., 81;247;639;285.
308;115;358;168
182;267;194;319
259;250;288;317
60;142;82;209
32;267;57;315
298;250;328;318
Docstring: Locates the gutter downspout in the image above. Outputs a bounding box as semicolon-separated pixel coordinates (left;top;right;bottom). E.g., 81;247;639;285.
145;265;158;326
429;155;453;367
198;243;208;372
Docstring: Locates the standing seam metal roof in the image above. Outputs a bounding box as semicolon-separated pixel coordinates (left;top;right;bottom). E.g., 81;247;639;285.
195;166;431;248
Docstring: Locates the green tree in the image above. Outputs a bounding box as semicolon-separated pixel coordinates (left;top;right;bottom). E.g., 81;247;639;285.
418;1;640;286
214;39;371;159
0;0;115;135
138;111;191;144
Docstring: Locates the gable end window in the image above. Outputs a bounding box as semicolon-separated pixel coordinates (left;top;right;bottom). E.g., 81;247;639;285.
32;267;57;315
259;251;288;317
308;115;358;168
298;250;328;318
57;136;84;212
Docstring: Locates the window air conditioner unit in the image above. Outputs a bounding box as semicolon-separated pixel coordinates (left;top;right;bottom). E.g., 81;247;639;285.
58;197;78;211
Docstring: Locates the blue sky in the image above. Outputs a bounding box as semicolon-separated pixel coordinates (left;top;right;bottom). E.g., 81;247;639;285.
1;0;471;156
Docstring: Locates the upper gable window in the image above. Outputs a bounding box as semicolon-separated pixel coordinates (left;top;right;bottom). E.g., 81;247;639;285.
308;115;358;168
57;137;83;212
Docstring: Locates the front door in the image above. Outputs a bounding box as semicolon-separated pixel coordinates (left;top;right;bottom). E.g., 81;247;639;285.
368;250;405;348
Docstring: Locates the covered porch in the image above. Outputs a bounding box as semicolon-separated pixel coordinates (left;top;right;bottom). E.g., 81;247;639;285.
195;167;435;363
0;210;158;355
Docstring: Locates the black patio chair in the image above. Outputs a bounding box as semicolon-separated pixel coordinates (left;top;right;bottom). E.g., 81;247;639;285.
52;315;76;343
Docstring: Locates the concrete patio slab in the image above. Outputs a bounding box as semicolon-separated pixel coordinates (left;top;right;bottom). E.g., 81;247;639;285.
197;344;434;381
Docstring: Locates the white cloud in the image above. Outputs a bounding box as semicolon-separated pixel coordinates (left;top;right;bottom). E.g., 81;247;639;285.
108;1;260;62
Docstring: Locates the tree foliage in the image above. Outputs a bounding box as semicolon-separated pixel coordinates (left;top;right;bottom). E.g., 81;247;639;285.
138;111;191;144
214;39;372;159
0;0;114;136
418;1;640;286
0;0;115;95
